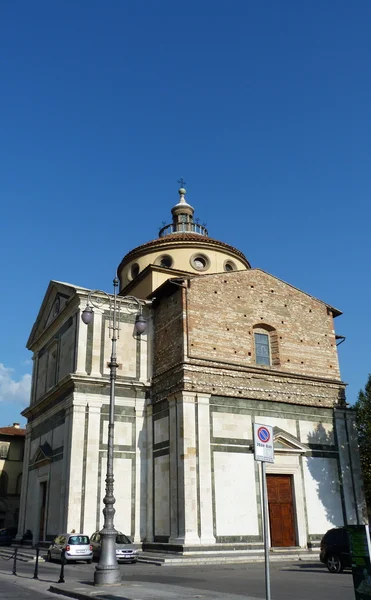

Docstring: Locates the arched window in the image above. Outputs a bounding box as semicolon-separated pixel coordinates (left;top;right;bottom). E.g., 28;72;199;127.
253;324;280;368
0;472;8;496
0;444;9;459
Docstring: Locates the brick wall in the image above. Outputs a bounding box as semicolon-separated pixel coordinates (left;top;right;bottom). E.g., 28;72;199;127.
186;269;341;380
151;270;345;408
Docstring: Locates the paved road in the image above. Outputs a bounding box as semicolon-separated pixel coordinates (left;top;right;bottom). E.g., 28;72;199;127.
0;557;356;600
0;575;56;599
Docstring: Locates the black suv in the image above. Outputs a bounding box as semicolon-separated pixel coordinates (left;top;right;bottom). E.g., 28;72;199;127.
320;527;351;573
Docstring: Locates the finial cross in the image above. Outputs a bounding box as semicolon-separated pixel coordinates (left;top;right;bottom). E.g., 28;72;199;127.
178;178;187;189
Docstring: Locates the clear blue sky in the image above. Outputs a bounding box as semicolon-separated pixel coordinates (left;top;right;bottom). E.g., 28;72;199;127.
1;1;370;426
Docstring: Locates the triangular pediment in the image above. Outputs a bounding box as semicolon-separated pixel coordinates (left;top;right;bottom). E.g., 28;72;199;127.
273;427;309;454
27;280;90;349
31;442;53;466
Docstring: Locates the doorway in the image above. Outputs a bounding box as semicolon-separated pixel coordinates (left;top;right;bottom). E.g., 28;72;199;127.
266;474;296;547
39;482;47;541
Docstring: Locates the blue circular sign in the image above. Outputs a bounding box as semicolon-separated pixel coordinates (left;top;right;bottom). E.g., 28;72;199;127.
257;426;270;443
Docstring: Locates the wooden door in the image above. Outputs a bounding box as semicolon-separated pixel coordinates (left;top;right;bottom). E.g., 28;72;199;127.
267;475;296;547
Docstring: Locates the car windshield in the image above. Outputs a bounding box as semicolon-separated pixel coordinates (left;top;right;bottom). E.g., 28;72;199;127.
69;535;89;545
116;534;131;544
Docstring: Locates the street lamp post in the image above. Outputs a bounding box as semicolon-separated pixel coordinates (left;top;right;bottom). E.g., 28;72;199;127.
81;277;146;586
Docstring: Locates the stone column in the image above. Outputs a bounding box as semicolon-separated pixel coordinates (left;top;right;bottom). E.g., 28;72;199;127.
170;392;200;545
197;394;215;545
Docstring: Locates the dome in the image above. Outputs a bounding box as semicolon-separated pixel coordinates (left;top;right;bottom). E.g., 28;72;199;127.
117;185;250;297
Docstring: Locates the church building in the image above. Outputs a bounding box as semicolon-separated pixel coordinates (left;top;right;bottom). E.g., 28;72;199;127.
17;185;366;551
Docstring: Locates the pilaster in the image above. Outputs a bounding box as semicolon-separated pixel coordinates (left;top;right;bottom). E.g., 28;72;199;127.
170;392;200;545
146;403;154;542
90;310;102;377
15;431;31;540
75;309;88;375
82;401;101;534
66;400;87;532
134;397;146;542
197;394;216;544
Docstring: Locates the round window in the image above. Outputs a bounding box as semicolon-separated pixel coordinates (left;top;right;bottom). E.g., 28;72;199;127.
224;260;237;272
158;255;173;268
130;263;140;279
190;254;210;271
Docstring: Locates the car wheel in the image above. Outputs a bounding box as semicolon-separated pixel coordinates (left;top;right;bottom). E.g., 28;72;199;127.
86;559;92;564
47;551;52;562
326;554;343;573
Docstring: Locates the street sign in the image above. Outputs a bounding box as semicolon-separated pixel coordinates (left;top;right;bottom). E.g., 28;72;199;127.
254;423;274;463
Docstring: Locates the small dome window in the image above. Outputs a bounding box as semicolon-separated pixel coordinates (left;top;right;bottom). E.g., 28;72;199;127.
156;254;173;268
190;253;210;271
224;260;237;272
130;263;140;279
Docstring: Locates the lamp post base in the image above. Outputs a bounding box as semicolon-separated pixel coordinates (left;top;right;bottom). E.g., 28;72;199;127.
94;564;121;586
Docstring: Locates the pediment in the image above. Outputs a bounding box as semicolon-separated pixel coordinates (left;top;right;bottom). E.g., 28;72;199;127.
27;280;89;349
31;442;53;466
273;427;309;454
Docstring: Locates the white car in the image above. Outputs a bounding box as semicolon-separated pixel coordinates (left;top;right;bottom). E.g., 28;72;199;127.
90;531;138;563
47;533;93;563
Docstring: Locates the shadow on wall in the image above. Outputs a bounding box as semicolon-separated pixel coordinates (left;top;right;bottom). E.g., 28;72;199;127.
306;422;344;527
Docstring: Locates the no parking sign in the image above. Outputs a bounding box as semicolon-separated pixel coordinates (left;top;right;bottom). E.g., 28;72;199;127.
254;423;274;463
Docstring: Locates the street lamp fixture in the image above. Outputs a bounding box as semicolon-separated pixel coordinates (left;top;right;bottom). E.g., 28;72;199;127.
81;277;146;586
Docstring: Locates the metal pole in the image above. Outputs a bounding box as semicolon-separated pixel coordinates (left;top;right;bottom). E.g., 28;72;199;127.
33;546;40;579
58;550;65;584
261;461;271;600
94;278;121;586
12;548;17;576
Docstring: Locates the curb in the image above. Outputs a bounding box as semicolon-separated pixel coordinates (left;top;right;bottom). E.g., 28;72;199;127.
49;586;92;600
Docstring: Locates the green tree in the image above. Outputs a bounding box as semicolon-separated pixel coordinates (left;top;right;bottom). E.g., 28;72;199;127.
355;374;371;511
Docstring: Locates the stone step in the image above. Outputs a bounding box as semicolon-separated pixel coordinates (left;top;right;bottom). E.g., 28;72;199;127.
0;547;45;563
138;549;316;566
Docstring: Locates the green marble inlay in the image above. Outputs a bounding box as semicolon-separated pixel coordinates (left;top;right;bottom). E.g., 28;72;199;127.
211;437;253;447
153;400;169;416
211;396;333;421
30;409;65;440
216;535;262;544
212;445;251;454
153;447;169;459
153;440;170;452
153;408;170;422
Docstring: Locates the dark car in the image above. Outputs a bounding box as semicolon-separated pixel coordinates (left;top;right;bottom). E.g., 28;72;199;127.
0;527;17;546
320;527;352;573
